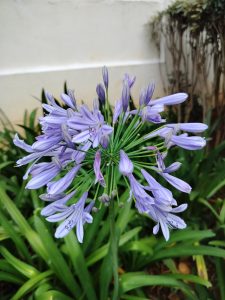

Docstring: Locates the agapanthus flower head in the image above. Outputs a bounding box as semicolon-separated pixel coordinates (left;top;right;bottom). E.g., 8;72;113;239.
14;67;208;243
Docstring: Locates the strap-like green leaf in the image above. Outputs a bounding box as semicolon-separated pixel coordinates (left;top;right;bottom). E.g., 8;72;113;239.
34;215;82;298
11;270;53;300
86;227;141;266
0;246;39;278
120;273;198;300
64;231;97;300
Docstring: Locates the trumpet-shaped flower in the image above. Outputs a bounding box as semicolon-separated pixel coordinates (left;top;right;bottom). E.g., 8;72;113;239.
46;192;94;242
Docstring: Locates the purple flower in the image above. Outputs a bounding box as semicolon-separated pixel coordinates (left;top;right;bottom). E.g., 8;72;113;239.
119;150;133;176
47;165;81;195
167;123;208;133
145;123;207;150
68;105;113;148
46;192;94;242
13;134;33;153
32;135;62;152
171;134;206;150
39;193;65;201
61;90;76;109
94;150;106;187
150;203;187;241
141;169;187;241
141;169;175;206
100;135;110;149
41;191;76;216
128;174;154;213
72;141;92;164
123;73;136;88
153;153;192;193
96;84;106;105
150;93;188;106
93;99;99;112
102;66;109;90
14;135;59;168
139;83;155;106
121;80;130;112
25;161;61;189
61;124;74;148
113;100;123;124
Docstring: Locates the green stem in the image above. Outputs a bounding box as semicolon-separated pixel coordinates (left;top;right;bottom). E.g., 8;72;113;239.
109;199;119;300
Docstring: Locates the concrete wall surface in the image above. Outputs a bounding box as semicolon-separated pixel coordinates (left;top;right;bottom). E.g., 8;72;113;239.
0;0;168;124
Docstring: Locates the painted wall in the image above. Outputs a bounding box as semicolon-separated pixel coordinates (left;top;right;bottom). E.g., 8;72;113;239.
0;0;168;124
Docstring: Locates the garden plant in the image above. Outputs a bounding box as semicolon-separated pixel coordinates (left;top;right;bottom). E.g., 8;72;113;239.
0;67;225;300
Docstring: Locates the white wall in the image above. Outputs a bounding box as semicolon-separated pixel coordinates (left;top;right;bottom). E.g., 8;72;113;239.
0;0;168;125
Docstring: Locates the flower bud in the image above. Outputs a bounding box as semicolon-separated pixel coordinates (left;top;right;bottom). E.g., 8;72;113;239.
119;150;133;176
102;66;109;90
96;83;106;105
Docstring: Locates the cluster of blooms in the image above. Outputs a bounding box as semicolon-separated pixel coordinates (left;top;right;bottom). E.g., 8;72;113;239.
14;67;208;242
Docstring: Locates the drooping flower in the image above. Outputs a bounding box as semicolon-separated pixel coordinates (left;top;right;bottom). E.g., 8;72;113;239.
150;202;187;241
141;169;187;240
41;190;77;217
127;174;155;212
141;169;175;205
46;192;94;242
152;152;192;193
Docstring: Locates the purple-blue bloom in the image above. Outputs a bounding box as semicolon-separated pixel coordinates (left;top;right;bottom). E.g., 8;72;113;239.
94;150;106;187
47;165;81;195
46;192;94;242
121;80;130;112
119;150;133;176
113;100;123;124
102;66;109;90
61;90;76;109
123;73;136;88
26;161;61;189
139;83;155;106
96;84;106;105
68;104;113;148
41;191;77;217
145;122;207;150
127;173;154;211
13;66;208;242
153;152;192;193
150;93;188;106
141;169;187;240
